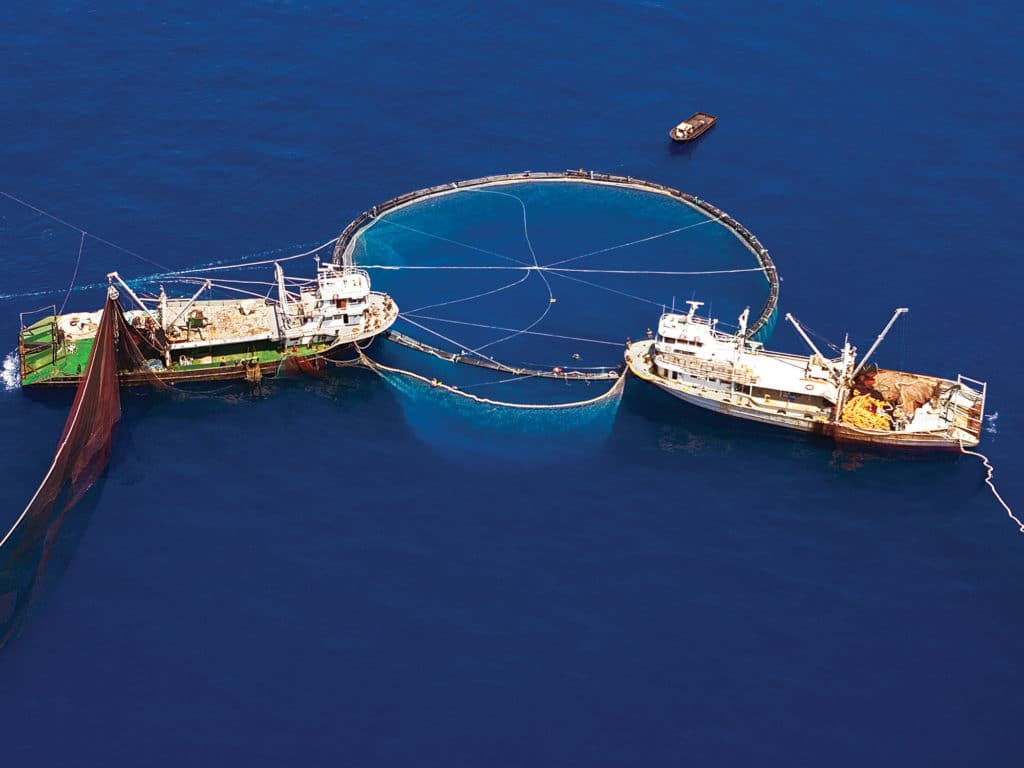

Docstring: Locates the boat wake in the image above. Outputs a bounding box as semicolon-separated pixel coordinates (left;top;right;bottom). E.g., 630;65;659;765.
2;351;20;392
985;412;998;435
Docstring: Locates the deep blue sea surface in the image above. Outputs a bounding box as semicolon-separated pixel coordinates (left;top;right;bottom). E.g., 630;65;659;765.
2;1;1023;764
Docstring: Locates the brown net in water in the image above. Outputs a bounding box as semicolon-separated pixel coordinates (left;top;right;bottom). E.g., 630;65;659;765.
0;292;157;649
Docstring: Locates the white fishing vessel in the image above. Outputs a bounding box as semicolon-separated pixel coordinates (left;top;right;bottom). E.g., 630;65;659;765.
624;301;986;450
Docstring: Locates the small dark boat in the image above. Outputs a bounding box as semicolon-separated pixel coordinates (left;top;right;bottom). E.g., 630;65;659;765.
668;112;716;142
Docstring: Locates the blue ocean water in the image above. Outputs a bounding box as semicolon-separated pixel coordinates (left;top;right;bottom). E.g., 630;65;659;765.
2;1;1023;764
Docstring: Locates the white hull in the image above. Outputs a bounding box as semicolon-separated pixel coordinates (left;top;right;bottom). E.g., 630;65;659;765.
625;305;986;452
651;377;825;433
627;341;828;434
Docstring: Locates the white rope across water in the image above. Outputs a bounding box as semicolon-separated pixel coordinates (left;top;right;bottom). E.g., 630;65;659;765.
173;277;276;302
0;233;341;302
404;313;625;348
402;271;532;315
360;264;524;270
546;268;670;309
367;216;530;267
162;235;339;277
360;264;767;276
398;314;518;373
455;187;557;356
0;188;172;272
959;443;1023;534
547;266;768;276
542;215;726;269
370;187;559;364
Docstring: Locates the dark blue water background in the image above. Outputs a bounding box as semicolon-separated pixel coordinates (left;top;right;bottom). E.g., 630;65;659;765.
2;2;1023;764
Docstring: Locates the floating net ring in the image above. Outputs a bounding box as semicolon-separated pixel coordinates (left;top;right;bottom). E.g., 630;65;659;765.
332;169;780;406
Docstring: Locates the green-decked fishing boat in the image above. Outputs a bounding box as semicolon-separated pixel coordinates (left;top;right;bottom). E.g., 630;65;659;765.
18;261;398;387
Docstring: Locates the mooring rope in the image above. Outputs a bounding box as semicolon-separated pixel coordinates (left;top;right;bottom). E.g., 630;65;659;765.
959;443;1023;533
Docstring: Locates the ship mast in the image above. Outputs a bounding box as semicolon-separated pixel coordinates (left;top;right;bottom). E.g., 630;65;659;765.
106;271;160;324
784;312;833;371
853;308;908;377
275;262;292;327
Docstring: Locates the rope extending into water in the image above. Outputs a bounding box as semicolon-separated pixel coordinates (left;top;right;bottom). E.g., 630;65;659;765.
959;443;1023;533
0;188;171;271
58;232;87;315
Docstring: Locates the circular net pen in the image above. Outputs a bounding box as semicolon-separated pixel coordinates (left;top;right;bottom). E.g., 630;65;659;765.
333;170;780;408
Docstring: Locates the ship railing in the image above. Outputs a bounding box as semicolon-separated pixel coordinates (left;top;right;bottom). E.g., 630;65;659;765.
944;374;986;436
658;351;757;387
343;267;371;282
18;305;62;373
19;304;57;331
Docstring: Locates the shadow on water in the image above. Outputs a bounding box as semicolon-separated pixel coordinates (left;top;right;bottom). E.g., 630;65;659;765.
375;367;624;465
666;138;705;159
618;373;965;478
355;336;626;464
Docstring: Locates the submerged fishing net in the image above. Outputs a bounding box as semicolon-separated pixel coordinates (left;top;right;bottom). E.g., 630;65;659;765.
0;292;160;648
335;172;779;407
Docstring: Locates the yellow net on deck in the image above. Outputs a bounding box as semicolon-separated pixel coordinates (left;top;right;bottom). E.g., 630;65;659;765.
841;394;892;431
